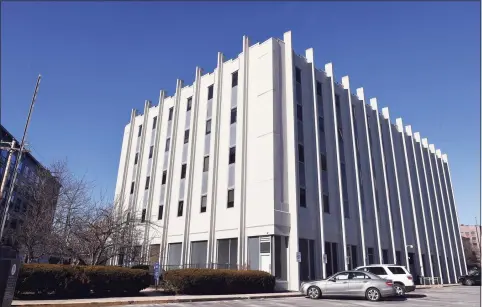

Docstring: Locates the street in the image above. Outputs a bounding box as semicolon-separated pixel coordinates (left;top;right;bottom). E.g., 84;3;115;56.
129;286;480;307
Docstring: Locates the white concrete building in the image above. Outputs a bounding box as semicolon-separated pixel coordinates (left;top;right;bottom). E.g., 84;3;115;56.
113;31;467;290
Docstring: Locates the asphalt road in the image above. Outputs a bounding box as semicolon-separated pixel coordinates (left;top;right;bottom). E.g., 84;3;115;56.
131;286;480;307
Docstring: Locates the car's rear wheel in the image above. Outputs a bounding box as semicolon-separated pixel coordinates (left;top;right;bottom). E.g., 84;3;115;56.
465;279;474;286
394;283;406;296
307;286;321;299
366;287;381;301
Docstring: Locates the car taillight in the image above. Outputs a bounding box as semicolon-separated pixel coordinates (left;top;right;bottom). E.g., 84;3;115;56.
386;280;393;286
407;275;413;280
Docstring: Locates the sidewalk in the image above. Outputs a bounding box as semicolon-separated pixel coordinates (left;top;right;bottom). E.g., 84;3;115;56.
12;292;302;307
12;284;461;307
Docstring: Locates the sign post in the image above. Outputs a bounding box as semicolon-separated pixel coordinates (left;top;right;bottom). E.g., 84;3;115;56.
153;262;160;290
0;246;20;307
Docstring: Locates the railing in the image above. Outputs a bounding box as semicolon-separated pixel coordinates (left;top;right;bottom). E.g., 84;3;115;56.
161;263;242;271
418;276;441;285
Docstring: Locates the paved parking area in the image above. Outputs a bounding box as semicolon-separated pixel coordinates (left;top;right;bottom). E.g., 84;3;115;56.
132;286;480;307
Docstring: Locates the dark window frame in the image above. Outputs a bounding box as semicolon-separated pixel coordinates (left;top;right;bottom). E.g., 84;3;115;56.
297;104;303;121
181;164;187;179
134;153;139;165
201;195;207;213
203;156;209;172
184;130;190;144
168;108;173;121
295;67;301;83
208;85;214;100
149;146;154;159
206;119;212;135
227;189;234;208
141;209;146;222
145;176;150;190
323;194;330;213
300;187;306;207
158;205;164;220
138;125;143;137
230;108;237;124
177;201;184;217
232;71;238;87
152;116;158;130
162;170;167;185
187;97;192;111
298;144;305;163
130;182;135;194
229;147;236;164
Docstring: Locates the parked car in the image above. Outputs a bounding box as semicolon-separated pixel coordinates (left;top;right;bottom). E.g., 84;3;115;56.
300;270;396;301
355;264;415;296
458;271;481;286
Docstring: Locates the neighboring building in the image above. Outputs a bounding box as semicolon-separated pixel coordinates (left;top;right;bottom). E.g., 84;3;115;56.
460;224;481;267
113;31;466;290
0;124;61;249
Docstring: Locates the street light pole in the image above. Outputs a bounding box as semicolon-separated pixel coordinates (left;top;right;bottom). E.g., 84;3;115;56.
0;75;41;242
0;140;16;203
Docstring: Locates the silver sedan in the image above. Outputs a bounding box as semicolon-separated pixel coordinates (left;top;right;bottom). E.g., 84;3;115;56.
300;270;396;301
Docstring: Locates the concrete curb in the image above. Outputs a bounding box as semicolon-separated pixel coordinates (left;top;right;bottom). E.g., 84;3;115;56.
12;293;303;307
416;283;460;290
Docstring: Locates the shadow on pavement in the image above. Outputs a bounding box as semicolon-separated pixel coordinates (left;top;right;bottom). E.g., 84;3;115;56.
406;294;427;298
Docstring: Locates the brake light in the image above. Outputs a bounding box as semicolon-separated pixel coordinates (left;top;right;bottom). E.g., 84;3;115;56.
386;280;393;286
407;275;413;280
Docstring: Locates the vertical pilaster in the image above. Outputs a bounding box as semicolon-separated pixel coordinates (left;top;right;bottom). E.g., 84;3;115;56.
396;118;423;275
282;31;301;290
181;67;203;265
416;134;443;283
432;147;457;281
143;91;166;258
160;79;184;266
325;63;348;270
237;35;250;267
356;88;382;263
342;76;366;267
443;154;468;275
406;127;434;281
306;48;326;277
438;153;462;276
371;102;396;264
423;138;450;283
206;53;225;265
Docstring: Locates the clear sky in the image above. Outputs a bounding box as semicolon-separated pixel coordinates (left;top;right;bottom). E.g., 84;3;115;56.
1;2;480;224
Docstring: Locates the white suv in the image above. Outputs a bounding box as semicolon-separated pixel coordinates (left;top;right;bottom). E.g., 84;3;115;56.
355;264;415;296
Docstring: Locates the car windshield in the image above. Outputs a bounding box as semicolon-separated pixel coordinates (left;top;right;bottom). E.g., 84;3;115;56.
387;266;407;274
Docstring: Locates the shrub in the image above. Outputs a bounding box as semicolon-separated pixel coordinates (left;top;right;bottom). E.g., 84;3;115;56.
131;264;150;271
15;264;151;298
163;269;275;295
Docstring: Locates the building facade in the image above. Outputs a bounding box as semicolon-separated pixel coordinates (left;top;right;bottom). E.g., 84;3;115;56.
113;31;467;290
460;224;481;267
0;125;61;249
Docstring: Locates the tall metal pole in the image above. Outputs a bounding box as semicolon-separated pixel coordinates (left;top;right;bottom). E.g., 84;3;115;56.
0;75;41;242
0;140;16;203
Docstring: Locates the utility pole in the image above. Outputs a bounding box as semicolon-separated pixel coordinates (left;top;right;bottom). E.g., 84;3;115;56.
0;75;41;242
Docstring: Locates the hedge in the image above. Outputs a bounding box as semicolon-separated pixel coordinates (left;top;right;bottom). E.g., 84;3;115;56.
15;264;151;298
163;269;275;295
131;264;150;271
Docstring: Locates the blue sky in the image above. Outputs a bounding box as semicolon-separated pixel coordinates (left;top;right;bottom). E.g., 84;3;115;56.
1;2;480;224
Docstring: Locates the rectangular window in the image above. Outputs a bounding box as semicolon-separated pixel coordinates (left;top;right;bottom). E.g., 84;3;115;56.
181;164;187;179
162;170;167;185
316;81;322;96
168;107;173;120
158;205;163;220
177;201;184;217
141;209;146;222
187;97;192;111
344;200;349;218
297;104;303;121
321;154;327;171
208;85;214;100
295;67;301;83
232;71;238;87
230;108;237;124
130;182;135;194
149;146;154;159
134;153;139;165
203;156;209;172
300;188;306;207
367;248;375;264
138;125;143;137
206;119;212;135
184;130;190;144
152;116;157;130
335;94;341;107
229;147;236;164
298;144;305;163
201;196;207;213
145;176;150;190
319;116;324;132
165;138;170;152
227;189;234;208
323;194;329;213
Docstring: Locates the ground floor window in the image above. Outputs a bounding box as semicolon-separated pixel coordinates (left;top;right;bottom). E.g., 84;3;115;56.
325;241;339;277
167;242;182;267
190;241;208;268
217;238;238;269
299;238;316;281
347;245;358;269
